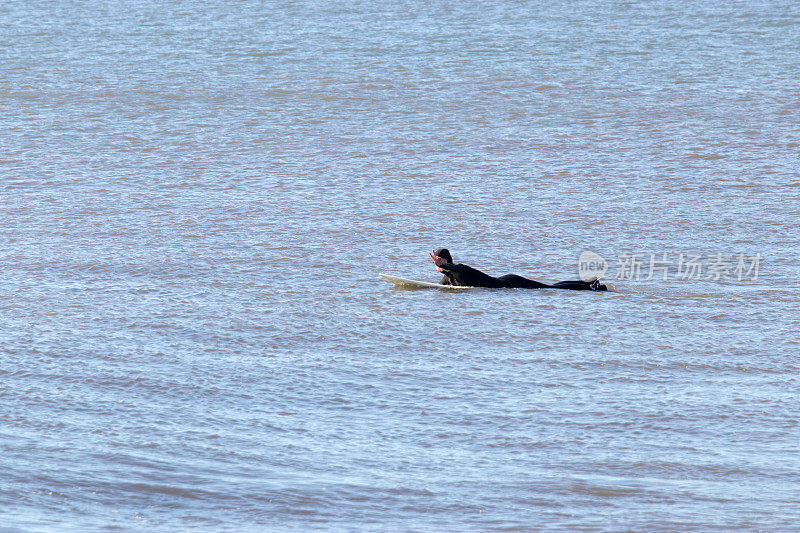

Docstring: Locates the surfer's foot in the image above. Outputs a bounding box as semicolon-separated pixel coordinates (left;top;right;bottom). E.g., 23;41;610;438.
590;279;608;291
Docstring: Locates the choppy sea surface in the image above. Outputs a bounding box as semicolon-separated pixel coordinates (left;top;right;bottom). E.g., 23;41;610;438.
2;1;799;531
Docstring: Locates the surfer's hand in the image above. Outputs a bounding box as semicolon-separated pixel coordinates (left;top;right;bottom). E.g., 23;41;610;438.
430;250;446;272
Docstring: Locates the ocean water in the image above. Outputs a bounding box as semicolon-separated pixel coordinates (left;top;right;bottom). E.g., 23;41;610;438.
2;1;799;531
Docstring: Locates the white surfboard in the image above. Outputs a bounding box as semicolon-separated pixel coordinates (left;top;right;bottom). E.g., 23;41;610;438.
379;273;614;292
378;273;476;290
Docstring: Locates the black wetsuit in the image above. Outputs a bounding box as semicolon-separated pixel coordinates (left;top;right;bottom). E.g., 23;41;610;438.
437;262;606;291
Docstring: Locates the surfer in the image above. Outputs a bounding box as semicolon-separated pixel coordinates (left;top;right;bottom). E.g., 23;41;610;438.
430;248;607;291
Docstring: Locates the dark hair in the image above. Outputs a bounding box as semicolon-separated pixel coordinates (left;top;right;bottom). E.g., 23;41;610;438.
434;248;452;263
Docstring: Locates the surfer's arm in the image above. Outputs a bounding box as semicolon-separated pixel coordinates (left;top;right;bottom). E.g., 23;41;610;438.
436;263;460;285
430;250;455;273
435;261;457;272
430;250;485;286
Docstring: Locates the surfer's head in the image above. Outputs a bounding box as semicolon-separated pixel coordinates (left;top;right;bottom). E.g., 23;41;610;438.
434;248;452;263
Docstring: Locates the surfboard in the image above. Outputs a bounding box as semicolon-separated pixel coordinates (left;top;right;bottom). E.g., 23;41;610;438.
378;273;476;290
380;273;614;292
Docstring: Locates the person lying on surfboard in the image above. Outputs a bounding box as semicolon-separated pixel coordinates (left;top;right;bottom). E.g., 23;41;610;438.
430;248;607;291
